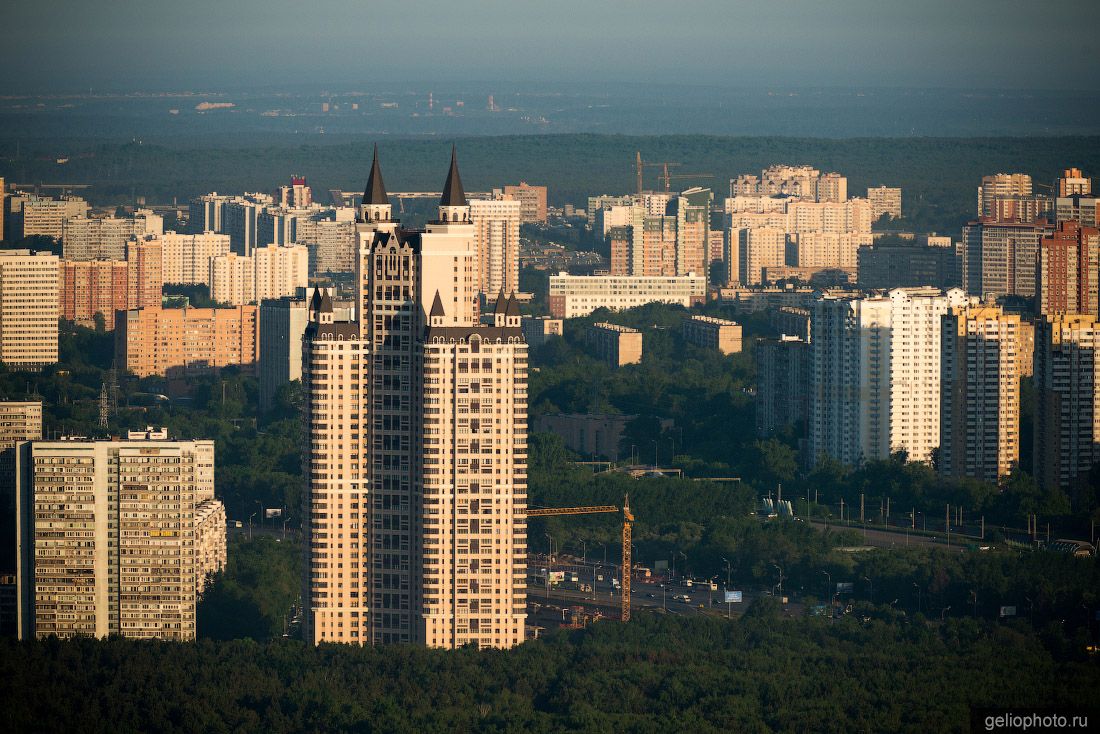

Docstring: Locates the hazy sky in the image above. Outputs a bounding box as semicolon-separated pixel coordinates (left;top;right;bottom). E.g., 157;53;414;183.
2;0;1097;93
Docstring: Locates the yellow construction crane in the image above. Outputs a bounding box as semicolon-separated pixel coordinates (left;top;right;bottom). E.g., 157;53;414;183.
527;496;635;621
635;152;680;196
659;163;714;193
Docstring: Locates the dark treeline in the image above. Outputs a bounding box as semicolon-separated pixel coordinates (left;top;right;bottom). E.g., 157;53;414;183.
2;135;1099;232
0;612;1096;733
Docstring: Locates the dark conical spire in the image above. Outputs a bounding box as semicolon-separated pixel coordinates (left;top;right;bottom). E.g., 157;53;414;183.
317;289;334;314
429;290;446;318
505;292;521;317
363;144;389;205
493;288;509;315
440;144;466;207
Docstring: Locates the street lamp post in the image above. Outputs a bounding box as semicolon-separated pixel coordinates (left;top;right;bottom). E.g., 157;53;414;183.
940;606;951;622
912;582;922;615
862;575;873;605
821;570;832;607
678;551;688;581
249;511;257;540
772;563;784;600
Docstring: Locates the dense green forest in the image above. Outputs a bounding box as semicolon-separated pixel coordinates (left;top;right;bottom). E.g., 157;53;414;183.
3;134;1099;232
1;612;1096;733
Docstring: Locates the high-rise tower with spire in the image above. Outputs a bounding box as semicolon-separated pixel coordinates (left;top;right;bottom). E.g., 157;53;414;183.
303;147;527;648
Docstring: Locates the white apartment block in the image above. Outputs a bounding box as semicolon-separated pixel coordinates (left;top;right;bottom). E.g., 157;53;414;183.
548;272;706;318
296;217;357;274
470;195;521;296
14;429;226;640
62;211;164;261
157;231;232;286
940;305;1021;483
209;244;307;305
811;287;971;466
0;251;59;369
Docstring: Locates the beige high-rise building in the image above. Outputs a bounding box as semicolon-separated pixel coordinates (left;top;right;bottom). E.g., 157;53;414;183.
470;194;521;297
1034;314;1100;495
303;147;526;649
157;232;232;286
58;260;129;329
1058;168;1091;198
296;216;357;274
116;305;259;378
940;305;1021;482
14;428;226;640
730;227;785;285
502;182;547;223
978;173;1032;218
0;250;59;369
209;252;254;305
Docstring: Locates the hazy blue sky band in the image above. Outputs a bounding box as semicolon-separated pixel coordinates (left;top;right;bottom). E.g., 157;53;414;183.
1;0;1097;92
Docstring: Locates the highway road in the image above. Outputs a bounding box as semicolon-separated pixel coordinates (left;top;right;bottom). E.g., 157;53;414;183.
810;520;969;551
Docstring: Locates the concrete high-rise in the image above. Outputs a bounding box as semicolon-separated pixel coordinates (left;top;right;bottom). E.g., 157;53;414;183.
756;336;810;438
14;428;225;640
209;244;309;305
470;193;521;297
116;306;259;378
1033;314;1100;496
1036;221;1100;317
502;182;548;223
14;196;88;240
1058;168;1092;198
811;287;970;466
940;304;1021;482
0;251;59;369
960;219;1052;300
62;212;163;261
156;232;232;286
867;186;902;220
978;173;1032;218
303;147;526;649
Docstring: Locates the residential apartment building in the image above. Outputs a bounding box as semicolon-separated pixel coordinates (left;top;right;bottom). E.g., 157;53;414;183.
586;322;642;367
14;429;226;640
1036;220;1100;317
728;227;785;285
858;242;960;291
810;287;970;466
61;212;163;261
548;273;706;318
867;186;902;220
1055;196;1099;228
58;260;128;329
0;251;59;369
1058;168;1091;197
681;315;742;354
503;182;548;223
940;305;1021;482
209;245;309;306
1033;314;1100;495
731;165;846;202
14;196;88;240
960;219;1052;300
258;295;311;410
0;402;41;586
978;173;1032;218
520;316;562;348
755;336;810;437
116;305;259;377
296;216;357;274
605;190;711;279
157;232;232;286
303;149;526;649
470;194;521;297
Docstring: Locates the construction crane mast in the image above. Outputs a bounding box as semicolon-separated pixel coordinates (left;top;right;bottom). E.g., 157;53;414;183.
659;163;714;193
526;495;634;622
